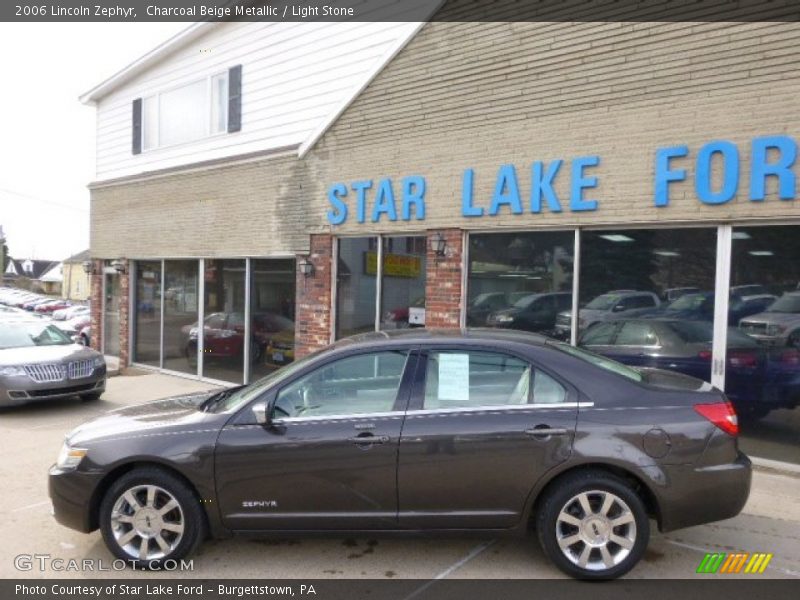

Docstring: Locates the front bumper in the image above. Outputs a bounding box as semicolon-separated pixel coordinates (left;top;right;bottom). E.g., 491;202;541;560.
48;465;103;533
0;369;106;406
655;452;752;532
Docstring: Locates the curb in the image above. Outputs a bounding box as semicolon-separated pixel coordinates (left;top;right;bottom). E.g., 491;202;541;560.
751;456;800;477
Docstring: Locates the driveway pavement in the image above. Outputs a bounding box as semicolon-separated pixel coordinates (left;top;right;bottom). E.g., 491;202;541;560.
0;372;798;581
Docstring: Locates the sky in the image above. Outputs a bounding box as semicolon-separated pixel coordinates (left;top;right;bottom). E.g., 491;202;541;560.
0;22;186;261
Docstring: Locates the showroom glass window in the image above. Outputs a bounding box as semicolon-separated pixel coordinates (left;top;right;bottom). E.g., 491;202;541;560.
202;259;246;383
133;261;161;367
730;226;800;464
336;237;378;339
251;259;296;381
467;232;574;335
163;260;199;375
379;236;427;330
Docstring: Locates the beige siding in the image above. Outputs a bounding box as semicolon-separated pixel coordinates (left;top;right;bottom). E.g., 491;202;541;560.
90;153;308;258
303;22;800;235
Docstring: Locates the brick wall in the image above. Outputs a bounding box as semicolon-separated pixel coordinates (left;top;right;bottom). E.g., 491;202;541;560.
425;229;464;328
89;260;103;352
118;263;130;367
294;234;333;358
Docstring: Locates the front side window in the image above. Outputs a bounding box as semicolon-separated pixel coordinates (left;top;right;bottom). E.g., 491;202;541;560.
423;350;564;409
274;351;409;418
142;72;228;151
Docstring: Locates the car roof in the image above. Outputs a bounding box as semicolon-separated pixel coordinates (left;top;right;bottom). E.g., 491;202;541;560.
334;327;550;349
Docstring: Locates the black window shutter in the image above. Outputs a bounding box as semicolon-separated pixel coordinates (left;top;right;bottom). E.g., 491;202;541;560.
132;98;142;155
228;65;242;133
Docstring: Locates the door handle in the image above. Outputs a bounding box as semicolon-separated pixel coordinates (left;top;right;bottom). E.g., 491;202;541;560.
347;435;389;445
525;427;568;438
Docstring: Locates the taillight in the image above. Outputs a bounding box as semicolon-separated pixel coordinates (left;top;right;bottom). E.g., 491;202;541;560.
697;350;712;361
728;350;759;369
694;401;739;437
781;349;800;365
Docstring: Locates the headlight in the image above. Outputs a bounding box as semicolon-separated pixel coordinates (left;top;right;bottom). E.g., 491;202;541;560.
92;356;105;368
495;315;514;323
767;324;787;335
56;443;87;471
0;365;25;377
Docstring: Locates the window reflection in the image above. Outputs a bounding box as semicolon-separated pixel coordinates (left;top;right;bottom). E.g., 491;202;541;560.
733;226;800;464
252;259;296;381
133;261;161;366
468;232;574;335
200;259;246;383
336;238;378;339
380;236;427;330
163;260;199;375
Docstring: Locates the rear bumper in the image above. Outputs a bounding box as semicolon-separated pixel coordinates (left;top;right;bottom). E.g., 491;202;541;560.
656;452;752;532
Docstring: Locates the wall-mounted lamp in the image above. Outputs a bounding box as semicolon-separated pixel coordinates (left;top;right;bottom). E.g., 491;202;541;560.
110;259;127;274
430;232;448;258
82;261;94;275
298;257;315;278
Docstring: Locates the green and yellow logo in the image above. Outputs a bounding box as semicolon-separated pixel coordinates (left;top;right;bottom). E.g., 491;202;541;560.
696;552;773;574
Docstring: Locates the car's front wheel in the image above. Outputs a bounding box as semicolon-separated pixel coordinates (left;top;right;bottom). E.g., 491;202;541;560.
99;468;205;569
536;470;649;580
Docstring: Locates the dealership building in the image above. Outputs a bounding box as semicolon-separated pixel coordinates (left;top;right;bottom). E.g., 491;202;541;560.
83;14;800;463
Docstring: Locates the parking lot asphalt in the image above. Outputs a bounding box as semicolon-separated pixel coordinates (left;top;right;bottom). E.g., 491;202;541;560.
0;372;798;581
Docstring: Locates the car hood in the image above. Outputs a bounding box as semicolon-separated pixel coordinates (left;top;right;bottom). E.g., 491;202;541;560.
741;312;800;326
67;391;222;446
0;344;99;366
635;367;714;392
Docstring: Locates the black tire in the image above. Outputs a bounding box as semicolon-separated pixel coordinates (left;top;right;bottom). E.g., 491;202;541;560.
99;467;206;569
536;470;650;580
80;392;102;402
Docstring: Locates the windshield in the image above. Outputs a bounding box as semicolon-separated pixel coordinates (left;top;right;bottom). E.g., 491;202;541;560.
584;294;620;310
205;348;328;413
766;294;800;314
666;294;708;311
513;294;539;308
550;341;643;382
0;322;74;349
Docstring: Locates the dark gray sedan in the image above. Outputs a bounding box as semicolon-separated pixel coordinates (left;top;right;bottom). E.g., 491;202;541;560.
0;319;106;406
49;329;750;580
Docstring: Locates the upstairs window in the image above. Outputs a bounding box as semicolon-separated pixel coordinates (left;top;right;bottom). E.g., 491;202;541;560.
132;65;241;154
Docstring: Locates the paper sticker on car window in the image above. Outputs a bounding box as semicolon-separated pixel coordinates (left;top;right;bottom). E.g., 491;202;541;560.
437;353;470;401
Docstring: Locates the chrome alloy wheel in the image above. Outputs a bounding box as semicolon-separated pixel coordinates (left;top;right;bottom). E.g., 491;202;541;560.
109;484;185;561
555;490;637;571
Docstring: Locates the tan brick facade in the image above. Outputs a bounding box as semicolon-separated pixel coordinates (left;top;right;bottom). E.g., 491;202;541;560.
89;20;800;369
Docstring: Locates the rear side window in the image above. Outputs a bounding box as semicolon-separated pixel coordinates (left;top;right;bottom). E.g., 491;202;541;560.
423;350;566;409
581;322;617;345
615;322;659;346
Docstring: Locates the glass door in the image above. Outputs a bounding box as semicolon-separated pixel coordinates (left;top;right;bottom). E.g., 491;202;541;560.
102;270;121;356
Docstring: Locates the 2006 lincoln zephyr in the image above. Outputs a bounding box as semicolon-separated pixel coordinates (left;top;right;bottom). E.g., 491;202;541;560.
49;329;751;579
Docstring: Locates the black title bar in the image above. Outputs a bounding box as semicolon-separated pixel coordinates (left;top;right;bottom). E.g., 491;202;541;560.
2;0;800;22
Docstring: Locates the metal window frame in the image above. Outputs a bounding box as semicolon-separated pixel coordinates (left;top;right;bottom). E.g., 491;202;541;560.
244;257;252;383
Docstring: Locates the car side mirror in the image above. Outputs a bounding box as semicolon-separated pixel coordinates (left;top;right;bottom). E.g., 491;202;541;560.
252;400;272;426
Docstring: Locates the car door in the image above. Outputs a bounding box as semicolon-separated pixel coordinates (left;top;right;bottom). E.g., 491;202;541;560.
214;348;417;530
522;296;558;332
397;346;577;529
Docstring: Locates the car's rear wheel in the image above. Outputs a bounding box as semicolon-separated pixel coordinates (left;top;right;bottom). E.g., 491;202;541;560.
536;470;649;580
99;468;205;569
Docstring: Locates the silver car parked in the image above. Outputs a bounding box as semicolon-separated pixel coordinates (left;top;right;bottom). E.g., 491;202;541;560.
0;319;106;406
739;291;800;346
